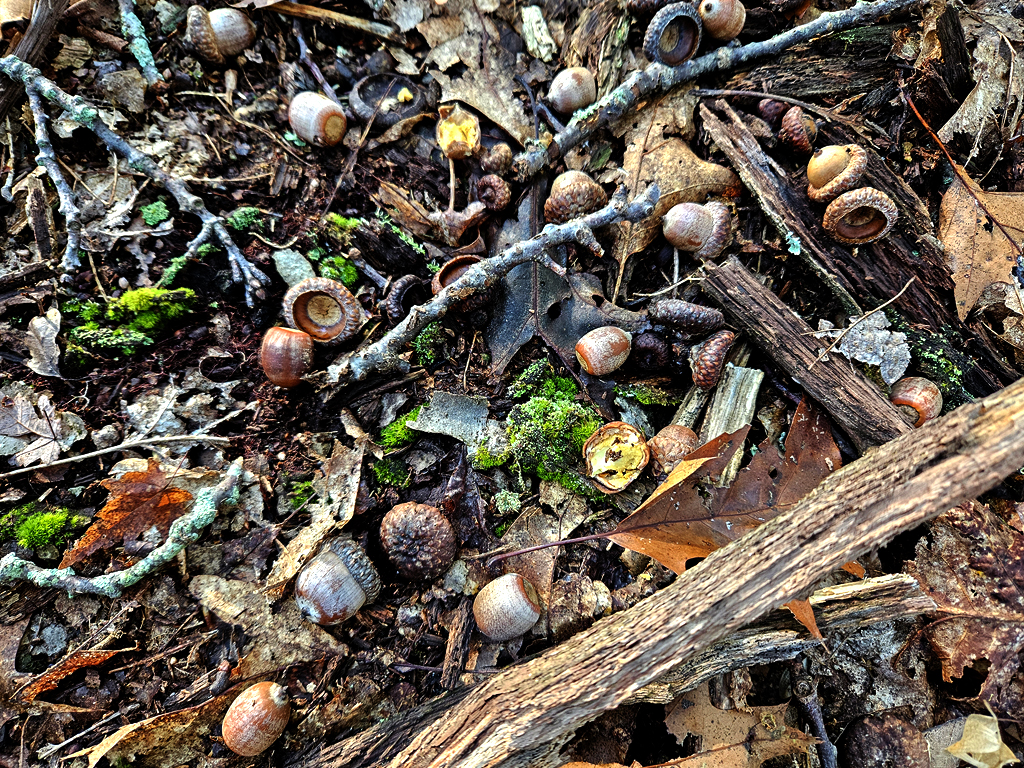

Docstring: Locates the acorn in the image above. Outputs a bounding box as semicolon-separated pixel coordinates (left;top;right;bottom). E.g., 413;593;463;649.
806;144;867;203
544;170;607;223
548;67;597;115
644;2;702;66
889;376;942;427
662;201;732;259
294;538;382;625
288;91;348;147
689;329;735;389
583;421;650;493
184;6;256;65
221;681;290;756
380;502;458;580
778;106;817;155
260;327;313;388
758;98;787;127
630;332;670;370
477;174;511;210
575;326;632;376
698;0;744;41
648;424;700;475
480;143;513;176
473;573;542;642
822;187;898;244
283;276;364;344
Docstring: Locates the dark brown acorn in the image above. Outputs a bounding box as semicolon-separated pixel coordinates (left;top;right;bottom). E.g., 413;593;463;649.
757;98;787;127
260;327;313;388
648;299;724;332
689;329;735;389
480;143;513;176
778;106;817;155
384;275;428;325
477;174;511;210
822;187;898;244
380;502;458;580
544;171;607;223
630;332;671;370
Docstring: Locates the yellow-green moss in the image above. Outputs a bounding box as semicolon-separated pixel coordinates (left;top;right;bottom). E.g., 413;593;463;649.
1;503;85;550
372;457;411;487
380;406;422;449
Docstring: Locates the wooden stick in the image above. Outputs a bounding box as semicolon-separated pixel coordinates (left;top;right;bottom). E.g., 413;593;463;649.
700;257;910;452
293;376;1024;768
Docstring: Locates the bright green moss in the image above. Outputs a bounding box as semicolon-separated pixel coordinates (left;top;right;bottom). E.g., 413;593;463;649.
412;323;445;365
106;288;195;333
379;406;421;449
471;443;510;469
197;243;219;257
68;327;154;356
226;206;262;231
288;480;315;510
616;383;679;406
1;504;84;550
140;200;170;226
372;457;411;487
324;213;362;240
320;256;360;288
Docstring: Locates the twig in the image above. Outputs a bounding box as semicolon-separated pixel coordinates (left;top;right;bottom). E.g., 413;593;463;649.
0;434;231;480
116;0;162;85
807;277;916;370
293;19;340;106
327;184;661;383
690;88;889;136
0;458;244;597
513;0;922;180
790;661;838;768
0;56;271;304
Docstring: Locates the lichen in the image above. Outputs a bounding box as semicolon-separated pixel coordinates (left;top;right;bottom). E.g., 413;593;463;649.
493;490;521;516
379;406;422;449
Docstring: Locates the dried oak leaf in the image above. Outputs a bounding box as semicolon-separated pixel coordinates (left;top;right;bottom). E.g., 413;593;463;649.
60;459;193;569
16;647;130;704
938;163;1024;320
904;501;1024;715
0;393;85;467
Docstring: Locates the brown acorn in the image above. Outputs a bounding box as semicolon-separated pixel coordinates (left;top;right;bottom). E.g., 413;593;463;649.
544;171;607;223
288;91;348;147
283;276;364;344
260;327;313;388
380;502;458;580
631;332;671;370
698;0;744;41
575;326;632;375
294;538;382;625
185;6;256;65
548;67;597;115
473;573;542;642
806;144;867;203
477;174;511;210
822;187;898;244
648;424;700;475
689;329;735;389
778;106;817;155
662;202;732;259
221;681;290;756
480;143;513;176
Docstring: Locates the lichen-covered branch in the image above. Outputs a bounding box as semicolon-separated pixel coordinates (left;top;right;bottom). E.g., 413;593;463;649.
0;458;243;597
117;0;163;85
513;0;922;180
327;184;660;383
0;56;270;304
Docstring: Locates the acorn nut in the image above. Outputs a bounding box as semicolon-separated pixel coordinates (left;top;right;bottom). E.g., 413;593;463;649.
185;6;256;65
662;202;732;259
294;538;382;625
548;67;597;115
260;327;313;388
288;91;348;147
576;326;632;376
221;681;290;756
544;170;607;223
698;0;744;41
778;106;817;155
889;376;942;427
583;421;650;493
473;573;542;642
380;502;458;580
648;424;699;476
644;2;702;66
822;187;898;244
806;144;867;203
689;329;735;389
283;276;363;344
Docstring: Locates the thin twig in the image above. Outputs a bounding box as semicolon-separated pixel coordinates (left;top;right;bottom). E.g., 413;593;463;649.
690;88;889;136
116;0;162;84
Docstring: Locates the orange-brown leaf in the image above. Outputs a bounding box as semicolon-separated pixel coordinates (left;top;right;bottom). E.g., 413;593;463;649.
784;598;823;639
17;648;130;703
60;459;193;568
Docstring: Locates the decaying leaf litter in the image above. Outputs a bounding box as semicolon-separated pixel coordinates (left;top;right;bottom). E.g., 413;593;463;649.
3;0;1024;763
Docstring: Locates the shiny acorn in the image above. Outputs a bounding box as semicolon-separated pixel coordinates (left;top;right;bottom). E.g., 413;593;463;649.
544;170;607;223
778;106;817;155
294;538;382;625
260;327;313;388
583;421;650;493
698;0;744;40
288;91;348;147
548;67;597;115
889;376;942;427
822;187;898;244
221;681;290;756
283;276;363;344
644;2;702;66
185;6;256;65
806;144;867;203
380;502;458;580
662;201;732;259
473;573;542;642
576;326;632;376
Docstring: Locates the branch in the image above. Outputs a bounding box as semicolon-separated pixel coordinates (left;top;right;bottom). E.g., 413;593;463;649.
325;184;660;383
513;0;922;180
117;0;163;85
0;458;244;597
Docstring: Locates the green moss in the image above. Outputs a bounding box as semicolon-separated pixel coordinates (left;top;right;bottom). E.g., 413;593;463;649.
106;288;195;333
471;443;510;469
412;323;446;365
320;256;360;288
140;200;170;226
324;213;362;245
379;406;421;449
1;504;84;550
68;327;154;356
510;360;576;401
288;480;315;510
157;254;189;287
226;206;262;231
197;243;219;257
615;383;680;406
886;312;973;409
376;209;425;255
372;457;411;487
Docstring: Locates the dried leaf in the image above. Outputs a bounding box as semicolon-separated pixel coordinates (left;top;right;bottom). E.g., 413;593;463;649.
946;706;1017;768
24;307;62;378
0;393;85;467
16;648;130;704
814;314;911;385
60;459;194;568
938;164;1024;320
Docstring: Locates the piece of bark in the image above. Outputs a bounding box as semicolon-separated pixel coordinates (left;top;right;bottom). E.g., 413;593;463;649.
292;376;1024;768
0;0;68;123
700;256;910;452
440;597;474;691
628;573;932;704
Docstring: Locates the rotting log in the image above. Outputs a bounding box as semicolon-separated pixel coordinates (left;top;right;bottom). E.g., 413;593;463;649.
700;256;910;452
293;376;1024;768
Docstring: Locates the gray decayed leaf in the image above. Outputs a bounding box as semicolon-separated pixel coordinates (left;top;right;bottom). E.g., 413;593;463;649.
25;307;62;378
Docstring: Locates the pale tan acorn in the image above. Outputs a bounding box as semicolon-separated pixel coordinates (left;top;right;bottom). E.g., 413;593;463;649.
548;67;597;115
889;376;942;427
260;327;313;388
662;201;732;259
288;91;348;147
283;276;363;344
806;144;867;203
473;573;542;642
185;6;256;65
221;681;290;756
698;0;745;40
822;187;898;244
576;326;632;376
544;170;607;223
294;538;382;625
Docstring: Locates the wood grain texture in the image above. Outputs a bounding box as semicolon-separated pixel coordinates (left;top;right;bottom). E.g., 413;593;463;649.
0;0;68;123
296;376;1024;768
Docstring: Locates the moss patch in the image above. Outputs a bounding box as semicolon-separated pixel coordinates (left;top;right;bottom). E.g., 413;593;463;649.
379;406;422;449
1;503;85;550
372;457;411;487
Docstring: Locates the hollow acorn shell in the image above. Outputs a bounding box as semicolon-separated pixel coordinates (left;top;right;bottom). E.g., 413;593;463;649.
698;0;744;41
576;326;632;375
473;573;542;642
662;201;732;259
260;327;313;388
431;255;481;295
644;2;702;66
822;187;898;244
548;67;597;115
283;277;363;344
889;376;942;427
222;681;290;756
288;91;348;147
294;538;382;625
583;421;651;493
806;144;867;203
544;170;607;223
380;502;458;580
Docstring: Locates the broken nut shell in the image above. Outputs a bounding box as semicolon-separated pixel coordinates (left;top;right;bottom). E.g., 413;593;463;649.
283;276;363;344
822;187;897;244
583;421;651;493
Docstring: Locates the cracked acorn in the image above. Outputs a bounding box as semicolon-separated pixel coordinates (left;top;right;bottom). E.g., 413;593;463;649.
473;573;542;642
221;681;290;756
260;327;313;388
288;91;348;147
294;538;382;625
184;6;256;64
584;421;650;493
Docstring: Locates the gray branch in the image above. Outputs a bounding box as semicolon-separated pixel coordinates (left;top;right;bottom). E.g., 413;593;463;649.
117;0;163;85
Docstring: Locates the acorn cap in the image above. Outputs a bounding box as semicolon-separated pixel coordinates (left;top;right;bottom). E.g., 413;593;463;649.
380;502;458;580
544;170;607;224
283;276;364;344
821;187;898;244
644;2;702;66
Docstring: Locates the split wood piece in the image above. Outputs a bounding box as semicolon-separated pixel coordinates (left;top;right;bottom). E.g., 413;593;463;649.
0;0;67;123
699;364;764;486
292;376;1024;768
440;597;475;691
627;573;934;704
700;256;909;452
